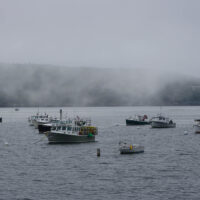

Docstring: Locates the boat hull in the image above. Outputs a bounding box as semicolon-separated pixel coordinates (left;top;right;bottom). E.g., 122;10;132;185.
126;119;150;126
38;124;52;134
120;146;144;154
194;125;200;133
34;120;50;129
46;132;95;144
151;121;176;128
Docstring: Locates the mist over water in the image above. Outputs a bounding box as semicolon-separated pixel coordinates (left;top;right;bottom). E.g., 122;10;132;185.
0;64;200;106
0;63;200;107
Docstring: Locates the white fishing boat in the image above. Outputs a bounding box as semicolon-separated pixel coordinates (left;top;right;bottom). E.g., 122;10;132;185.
193;119;200;133
151;115;176;128
119;142;144;154
28;113;49;127
45;120;98;144
38;109;63;132
38;117;90;134
34;117;52;129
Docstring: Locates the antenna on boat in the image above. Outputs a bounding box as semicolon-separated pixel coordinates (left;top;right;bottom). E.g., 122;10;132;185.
160;106;162;115
37;105;40;115
59;109;62;120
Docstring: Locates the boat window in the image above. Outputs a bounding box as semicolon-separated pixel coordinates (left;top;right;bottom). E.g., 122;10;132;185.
67;126;72;131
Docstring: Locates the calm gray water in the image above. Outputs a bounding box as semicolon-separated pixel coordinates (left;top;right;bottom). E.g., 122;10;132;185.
0;106;200;200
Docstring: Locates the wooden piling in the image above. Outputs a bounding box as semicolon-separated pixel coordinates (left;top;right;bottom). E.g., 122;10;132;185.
97;148;100;157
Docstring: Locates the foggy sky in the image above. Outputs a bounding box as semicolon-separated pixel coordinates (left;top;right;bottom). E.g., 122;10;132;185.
1;0;200;76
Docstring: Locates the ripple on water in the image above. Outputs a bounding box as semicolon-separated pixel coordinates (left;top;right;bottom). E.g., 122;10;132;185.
1;106;200;200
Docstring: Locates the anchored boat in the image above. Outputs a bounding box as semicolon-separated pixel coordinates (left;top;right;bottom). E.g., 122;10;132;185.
194;119;200;133
119;142;144;154
38;117;91;134
126;115;150;125
28;113;47;126
33;117;52;129
45;121;98;144
28;113;49;128
38;119;59;134
38;109;64;133
151;115;176;128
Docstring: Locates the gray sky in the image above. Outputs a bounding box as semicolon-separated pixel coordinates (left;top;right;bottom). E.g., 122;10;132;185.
1;0;200;73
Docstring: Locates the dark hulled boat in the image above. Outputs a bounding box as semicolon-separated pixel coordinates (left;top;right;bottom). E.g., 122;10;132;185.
38;123;52;133
38;119;60;133
126;119;150;125
126;115;150;125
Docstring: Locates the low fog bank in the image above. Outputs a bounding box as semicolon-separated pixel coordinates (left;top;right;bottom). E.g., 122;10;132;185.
0;63;199;107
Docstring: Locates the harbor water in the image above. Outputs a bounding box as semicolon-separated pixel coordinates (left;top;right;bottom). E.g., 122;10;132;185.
0;106;200;200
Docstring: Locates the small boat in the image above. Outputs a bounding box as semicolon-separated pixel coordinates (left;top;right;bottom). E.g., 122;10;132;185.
119;142;144;154
15;108;19;111
28;113;49;127
0;117;2;123
33;115;52;129
38;119;59;134
45;120;98;144
38;117;90;134
151;115;176;128
193;119;200;133
126;115;150;125
38;109;64;133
